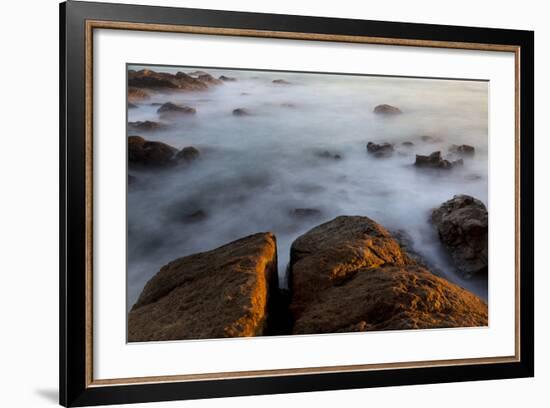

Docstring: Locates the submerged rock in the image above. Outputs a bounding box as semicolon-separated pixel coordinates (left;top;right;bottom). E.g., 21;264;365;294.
288;216;488;334
366;142;394;157
176;146;200;162
128;233;278;341
128;120;167;132
290;208;322;218
157;102;196;116
373;104;402;114
272;79;291;85
401;141;415;147
219;75;237;82
232;108;251;116
315;150;342;160
128;135;177;167
128;102;138;109
449;144;476;156
431;195;488;277
415;151;463;169
420;135;443;143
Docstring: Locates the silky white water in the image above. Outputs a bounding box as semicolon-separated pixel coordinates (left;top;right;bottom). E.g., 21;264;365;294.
127;66;489;310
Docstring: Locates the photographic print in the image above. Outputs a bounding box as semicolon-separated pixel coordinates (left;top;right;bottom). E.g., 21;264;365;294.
126;64;489;342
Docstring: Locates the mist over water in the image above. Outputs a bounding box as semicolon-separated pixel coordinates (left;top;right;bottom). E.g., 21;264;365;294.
127;66;489;310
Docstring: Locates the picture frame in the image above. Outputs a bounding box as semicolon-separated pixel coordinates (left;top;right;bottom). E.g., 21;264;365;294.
60;1;534;406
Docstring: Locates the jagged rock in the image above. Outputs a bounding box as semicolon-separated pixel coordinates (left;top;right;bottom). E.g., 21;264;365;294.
449;144;476;156
128;135;177;167
415;151;463;169
288;216;488;334
373;104;402;114
128;233;278;341
431;195;488;277
367;142;394;157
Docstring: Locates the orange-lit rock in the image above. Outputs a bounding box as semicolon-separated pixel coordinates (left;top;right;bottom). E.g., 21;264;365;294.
128;233;278;341
288;216;488;334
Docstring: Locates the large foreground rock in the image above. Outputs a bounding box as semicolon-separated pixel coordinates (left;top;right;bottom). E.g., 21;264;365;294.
432;195;488;277
128;233;278;341
288;216;488;334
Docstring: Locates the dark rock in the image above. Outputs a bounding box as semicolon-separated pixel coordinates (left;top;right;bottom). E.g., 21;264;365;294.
288;216;488;334
128;233;278;341
315;150;342;160
373;104;402;114
232;108;251;116
415;151;462;169
128;135;177;167
402;141;414;147
176;146;200;162
128;102;138;109
219;75;237;82
272;79;291;85
366;142;394;157
449;144;476;156
128;120;167;132
128;174;137;184
157;102;196;116
431;195;488;277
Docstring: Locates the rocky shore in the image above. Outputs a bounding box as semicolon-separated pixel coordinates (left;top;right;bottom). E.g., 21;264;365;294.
128;210;488;341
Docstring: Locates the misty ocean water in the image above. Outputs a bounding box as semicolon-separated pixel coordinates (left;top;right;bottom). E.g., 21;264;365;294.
127;66;489;311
